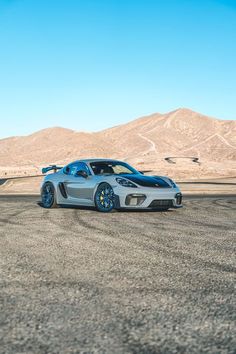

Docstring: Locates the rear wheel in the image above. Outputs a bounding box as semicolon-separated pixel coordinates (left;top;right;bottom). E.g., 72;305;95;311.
41;182;57;208
95;183;115;212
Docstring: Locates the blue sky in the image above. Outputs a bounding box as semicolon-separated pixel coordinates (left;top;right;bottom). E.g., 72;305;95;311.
0;0;235;138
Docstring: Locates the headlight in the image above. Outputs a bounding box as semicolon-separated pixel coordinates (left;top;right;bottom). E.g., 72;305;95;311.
116;178;137;188
168;178;177;188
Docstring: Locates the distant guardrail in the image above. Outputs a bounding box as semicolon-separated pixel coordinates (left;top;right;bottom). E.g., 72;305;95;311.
0;175;43;186
178;181;236;186
1;175;235;188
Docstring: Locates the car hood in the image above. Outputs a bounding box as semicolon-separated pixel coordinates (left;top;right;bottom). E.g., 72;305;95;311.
122;174;171;188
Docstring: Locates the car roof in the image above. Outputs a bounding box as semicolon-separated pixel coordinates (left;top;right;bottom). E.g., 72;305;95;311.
68;158;125;165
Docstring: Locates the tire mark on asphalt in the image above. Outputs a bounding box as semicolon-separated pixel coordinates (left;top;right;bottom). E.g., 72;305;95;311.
77;208;236;275
44;208;105;247
31;198;236;272
0;207;34;227
48;208;167;254
72;209;106;233
212;198;236;210
0;218;19;226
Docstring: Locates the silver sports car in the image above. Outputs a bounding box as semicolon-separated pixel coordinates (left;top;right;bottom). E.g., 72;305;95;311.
41;159;182;212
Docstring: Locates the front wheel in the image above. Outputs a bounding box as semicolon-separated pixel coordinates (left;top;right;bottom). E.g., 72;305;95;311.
41;182;57;208
94;183;115;212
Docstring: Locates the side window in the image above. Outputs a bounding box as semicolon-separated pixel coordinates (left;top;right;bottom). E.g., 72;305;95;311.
64;162;91;176
63;165;70;175
70;164;78;176
75;162;90;175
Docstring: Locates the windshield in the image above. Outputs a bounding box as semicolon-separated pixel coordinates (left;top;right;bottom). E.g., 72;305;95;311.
90;161;140;175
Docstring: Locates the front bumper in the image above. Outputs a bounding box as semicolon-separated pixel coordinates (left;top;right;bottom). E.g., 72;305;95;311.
113;185;183;209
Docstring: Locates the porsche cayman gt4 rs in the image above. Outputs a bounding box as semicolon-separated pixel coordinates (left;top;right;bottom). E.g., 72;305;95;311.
41;159;182;212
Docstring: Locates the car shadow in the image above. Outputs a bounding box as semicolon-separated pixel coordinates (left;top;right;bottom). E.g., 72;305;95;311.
117;208;174;213
37;201;96;211
37;201;174;213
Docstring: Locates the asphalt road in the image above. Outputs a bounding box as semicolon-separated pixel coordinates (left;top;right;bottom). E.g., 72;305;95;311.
0;196;235;354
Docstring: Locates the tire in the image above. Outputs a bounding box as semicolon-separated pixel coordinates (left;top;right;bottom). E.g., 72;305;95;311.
41;182;58;208
94;183;115;212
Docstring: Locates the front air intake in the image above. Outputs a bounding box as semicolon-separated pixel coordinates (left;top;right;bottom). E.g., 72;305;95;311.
148;200;173;208
175;193;182;205
125;194;146;206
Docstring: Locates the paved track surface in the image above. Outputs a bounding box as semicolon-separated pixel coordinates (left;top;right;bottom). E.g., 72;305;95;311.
0;196;235;354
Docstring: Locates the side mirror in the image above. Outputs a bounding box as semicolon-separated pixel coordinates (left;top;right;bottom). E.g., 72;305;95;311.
76;170;88;178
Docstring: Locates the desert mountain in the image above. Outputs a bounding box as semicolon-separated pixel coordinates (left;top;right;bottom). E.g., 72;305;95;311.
0;108;236;179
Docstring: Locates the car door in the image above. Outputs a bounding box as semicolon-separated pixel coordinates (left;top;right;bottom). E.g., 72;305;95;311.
64;162;95;205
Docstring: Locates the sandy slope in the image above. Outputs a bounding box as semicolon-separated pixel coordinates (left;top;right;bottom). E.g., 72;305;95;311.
0;108;236;179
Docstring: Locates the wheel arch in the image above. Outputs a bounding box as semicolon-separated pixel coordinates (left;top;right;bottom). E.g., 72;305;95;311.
93;181;120;210
93;181;112;200
41;180;59;204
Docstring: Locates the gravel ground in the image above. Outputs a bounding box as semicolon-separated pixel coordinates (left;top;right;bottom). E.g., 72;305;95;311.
0;195;235;354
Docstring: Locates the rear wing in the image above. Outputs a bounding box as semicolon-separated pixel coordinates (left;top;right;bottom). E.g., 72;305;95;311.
42;165;63;174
